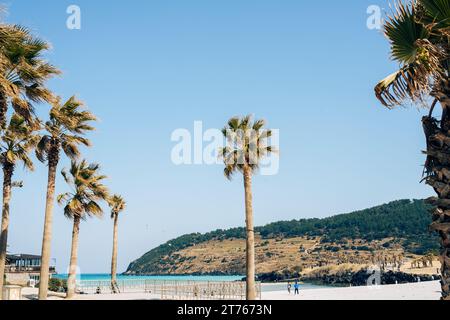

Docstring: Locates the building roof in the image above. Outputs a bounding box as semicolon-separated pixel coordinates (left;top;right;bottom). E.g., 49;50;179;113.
6;254;42;261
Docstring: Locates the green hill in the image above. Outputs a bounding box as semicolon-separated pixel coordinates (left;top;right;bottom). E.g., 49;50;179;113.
126;199;439;274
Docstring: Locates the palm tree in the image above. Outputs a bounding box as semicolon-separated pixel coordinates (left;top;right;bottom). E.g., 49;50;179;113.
220;115;275;300
374;0;450;300
108;194;126;293
0;114;39;299
58;160;109;299
36;96;96;300
0;25;59;129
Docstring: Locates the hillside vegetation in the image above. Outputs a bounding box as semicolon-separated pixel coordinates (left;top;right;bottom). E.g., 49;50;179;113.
126;200;439;275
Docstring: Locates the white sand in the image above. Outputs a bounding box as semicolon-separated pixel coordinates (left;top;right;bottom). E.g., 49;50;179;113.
20;288;161;300
261;281;442;300
20;281;442;300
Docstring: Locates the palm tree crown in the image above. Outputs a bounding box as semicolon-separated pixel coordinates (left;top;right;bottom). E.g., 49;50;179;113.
58;160;109;220
36;96;96;165
375;0;449;107
220;115;275;179
109;195;126;218
0;25;60;127
0;113;39;170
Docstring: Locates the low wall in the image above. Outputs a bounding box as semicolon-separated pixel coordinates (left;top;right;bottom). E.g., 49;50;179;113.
5;273;30;286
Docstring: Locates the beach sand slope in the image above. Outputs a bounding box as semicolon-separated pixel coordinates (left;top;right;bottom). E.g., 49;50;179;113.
261;281;441;300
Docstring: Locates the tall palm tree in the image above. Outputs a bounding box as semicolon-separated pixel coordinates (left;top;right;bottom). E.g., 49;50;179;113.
0;114;39;299
220;115;275;300
374;0;450;300
36;96;96;300
108;194;126;293
0;25;59;129
58;160;109;299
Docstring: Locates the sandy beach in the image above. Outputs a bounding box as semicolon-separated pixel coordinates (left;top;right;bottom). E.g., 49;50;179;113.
262;281;442;300
19;281;441;301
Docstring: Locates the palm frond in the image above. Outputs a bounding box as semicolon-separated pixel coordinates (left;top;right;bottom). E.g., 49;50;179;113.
0;113;39;169
375;0;450;108
61;140;81;161
375;38;447;107
85;201;103;218
385;1;429;64
35;135;51;163
416;0;450;33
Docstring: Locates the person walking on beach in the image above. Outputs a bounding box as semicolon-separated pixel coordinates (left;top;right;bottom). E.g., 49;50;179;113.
287;282;292;295
294;281;300;295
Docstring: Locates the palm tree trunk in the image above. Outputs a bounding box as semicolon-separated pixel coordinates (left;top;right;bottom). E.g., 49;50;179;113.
243;166;256;300
111;213;119;293
0;91;7;130
424;78;450;300
38;146;59;300
0;163;14;300
66;216;81;299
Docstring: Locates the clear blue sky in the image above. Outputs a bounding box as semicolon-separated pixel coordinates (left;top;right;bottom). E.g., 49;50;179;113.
4;0;433;273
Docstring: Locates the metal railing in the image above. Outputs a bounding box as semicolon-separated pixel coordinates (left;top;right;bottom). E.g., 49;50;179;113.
5;266;56;273
77;280;262;300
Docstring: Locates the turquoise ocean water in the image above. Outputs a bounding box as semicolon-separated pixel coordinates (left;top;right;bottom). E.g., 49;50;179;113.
53;274;328;292
54;274;244;282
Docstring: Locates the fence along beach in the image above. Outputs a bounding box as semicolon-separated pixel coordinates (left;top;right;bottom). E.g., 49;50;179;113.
75;279;262;300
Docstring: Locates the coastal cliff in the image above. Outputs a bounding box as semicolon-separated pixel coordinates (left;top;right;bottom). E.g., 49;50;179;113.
126;200;439;280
